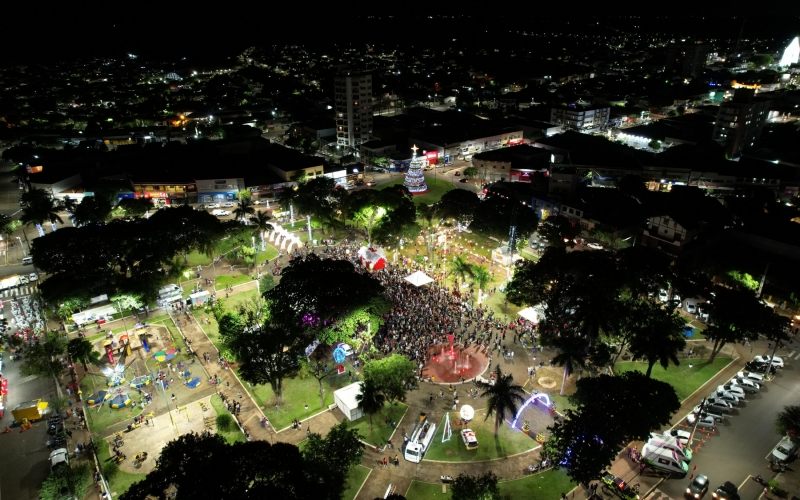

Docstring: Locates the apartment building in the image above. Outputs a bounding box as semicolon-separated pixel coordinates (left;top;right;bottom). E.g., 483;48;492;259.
334;70;373;149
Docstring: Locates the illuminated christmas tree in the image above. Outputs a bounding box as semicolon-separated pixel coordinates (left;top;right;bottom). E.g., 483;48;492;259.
403;144;429;195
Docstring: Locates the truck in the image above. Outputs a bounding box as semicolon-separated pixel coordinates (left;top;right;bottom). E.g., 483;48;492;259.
404;413;436;463
0;275;21;292
12;399;49;423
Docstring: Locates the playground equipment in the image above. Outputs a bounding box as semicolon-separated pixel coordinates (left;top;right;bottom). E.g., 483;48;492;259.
152;349;177;363
186;377;202;389
129;376;151;389
86;391;111;405
109;394;131;409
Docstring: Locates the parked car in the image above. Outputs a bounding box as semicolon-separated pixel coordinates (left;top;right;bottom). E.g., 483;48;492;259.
601;471;640;500
772;436;798;462
711;390;739;405
459;178;470;183
686;474;709;499
662;429;691;445
461;429;479;450
29;273;38;282
454;171;461;176
587;242;604;250
49;448;69;471
711;481;739;500
753;355;784;369
205;203;220;209
252;199;268;205
344;183;356;190
705;397;733;413
737;371;764;384
730;377;759;393
366;181;377;187
698;304;710;321
211;209;231;217
658;289;669;302
693;406;724;422
686;413;715;430
744;361;776;375
220;202;235;208
337;343;354;357
718;383;745;399
685;300;697;314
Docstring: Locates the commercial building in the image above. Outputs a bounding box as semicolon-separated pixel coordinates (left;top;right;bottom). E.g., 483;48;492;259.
549;105;610;129
665;42;709;78
334;69;373;150
195;178;245;204
470;145;550;183
409;127;524;162
712;89;772;158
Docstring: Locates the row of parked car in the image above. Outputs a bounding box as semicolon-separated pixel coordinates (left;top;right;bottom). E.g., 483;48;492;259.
686;367;772;430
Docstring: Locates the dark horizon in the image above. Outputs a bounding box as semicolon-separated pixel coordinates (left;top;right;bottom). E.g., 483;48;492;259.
3;10;800;64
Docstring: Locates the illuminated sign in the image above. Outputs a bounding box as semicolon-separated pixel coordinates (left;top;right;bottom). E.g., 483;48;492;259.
426;151;439;160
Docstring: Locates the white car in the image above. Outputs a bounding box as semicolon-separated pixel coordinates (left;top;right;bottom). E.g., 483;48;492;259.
772;437;797;462
719;383;745;399
211;209;231;217
711;390;740;405
49;448;69;471
685;300;697;314
252;200;268;205
339;343;354;357
686;413;715;430
697;304;710;321
705;397;733;413
658;289;669;302
586;242;603;250
731;377;759;393
29;273;38;282
19;276;28;285
738;371;764;384
220;202;236;208
662;429;691;445
205;203;220;209
461;429;479;450
693;405;724;422
754;355;784;369
343;183;356;190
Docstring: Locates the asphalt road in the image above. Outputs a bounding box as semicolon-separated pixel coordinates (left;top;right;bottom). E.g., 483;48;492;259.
657;347;800;500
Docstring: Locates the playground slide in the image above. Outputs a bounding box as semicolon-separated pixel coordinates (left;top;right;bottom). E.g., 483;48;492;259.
142;339;150;352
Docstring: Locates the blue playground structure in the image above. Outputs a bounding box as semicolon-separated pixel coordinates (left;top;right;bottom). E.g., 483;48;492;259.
109;393;131;409
142;339;150;352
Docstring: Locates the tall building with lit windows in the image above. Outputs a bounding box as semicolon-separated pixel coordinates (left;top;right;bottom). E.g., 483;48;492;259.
334;70;373;150
712;89;771;158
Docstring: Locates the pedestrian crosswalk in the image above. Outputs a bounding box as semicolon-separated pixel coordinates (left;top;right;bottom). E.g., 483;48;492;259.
0;286;35;298
786;350;800;361
17;374;37;384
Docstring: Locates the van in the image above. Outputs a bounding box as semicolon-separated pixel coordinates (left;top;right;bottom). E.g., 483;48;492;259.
49;448;69;471
642;444;688;477
647;435;692;462
21;257;33;265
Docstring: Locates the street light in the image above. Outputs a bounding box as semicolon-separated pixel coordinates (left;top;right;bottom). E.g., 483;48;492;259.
305;404;310;435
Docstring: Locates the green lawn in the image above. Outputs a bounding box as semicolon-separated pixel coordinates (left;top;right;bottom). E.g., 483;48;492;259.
377;178;455;204
424;409;537;462
343;465;371;500
348;402;407;447
215;274;254;290
193;289;261;346
615;357;733;401
405;469;575;500
210;394;246;444
96;439;146;497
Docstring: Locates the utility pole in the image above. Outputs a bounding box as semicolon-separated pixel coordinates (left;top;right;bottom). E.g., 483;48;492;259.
688;397;708;443
757;262;769;298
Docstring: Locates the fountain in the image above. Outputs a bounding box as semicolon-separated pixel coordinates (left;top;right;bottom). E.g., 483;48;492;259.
422;334;489;383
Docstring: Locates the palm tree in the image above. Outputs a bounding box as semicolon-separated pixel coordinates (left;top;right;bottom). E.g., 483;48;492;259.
447;255;474;290
233;198;256;223
60;197;78;226
627;304;686;377
165;257;191;290
355;378;385;431
550;335;589;396
20;188;63;250
471;265;491;303
475;365;526;437
248;211;274;242
416;204;438;229
67;337;98;373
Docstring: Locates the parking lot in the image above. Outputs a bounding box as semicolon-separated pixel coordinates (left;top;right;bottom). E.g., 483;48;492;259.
655;349;797;500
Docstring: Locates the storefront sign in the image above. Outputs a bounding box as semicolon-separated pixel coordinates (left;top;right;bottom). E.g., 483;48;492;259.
135;192;168;199
426;151;439;160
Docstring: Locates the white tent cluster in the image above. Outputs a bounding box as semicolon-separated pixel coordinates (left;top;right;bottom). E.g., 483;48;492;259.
267;226;302;252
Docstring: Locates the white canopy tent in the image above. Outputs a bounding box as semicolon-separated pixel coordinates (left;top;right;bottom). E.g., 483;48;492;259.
404;270;434;287
517;306;541;324
333;382;364;421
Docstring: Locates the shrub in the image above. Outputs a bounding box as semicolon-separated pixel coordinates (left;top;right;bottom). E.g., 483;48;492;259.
216;413;234;432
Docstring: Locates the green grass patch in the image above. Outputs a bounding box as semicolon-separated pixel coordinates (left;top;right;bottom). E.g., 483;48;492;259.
615;357;732;401
210;394;246;444
343;465;371;500
96;436;146;496
347;401;407;447
377;178;455;204
424;408;537;462
404;469;575;500
215;274;253;290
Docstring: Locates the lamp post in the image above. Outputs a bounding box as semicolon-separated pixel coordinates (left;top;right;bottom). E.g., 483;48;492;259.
305;404;310;435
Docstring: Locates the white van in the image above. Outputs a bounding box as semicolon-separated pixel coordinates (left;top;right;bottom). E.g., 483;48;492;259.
21;257;33;265
642;444;688;477
211;209;230;217
49;448;69;471
647;435;692;462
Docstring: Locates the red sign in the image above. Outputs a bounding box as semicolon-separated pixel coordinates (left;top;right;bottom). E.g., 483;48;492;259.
1;378;7;396
426;151;439;160
135;192;167;199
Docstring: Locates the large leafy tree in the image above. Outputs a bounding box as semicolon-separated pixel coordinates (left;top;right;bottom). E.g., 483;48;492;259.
475;365;526;437
355;379;386;430
302;421;365;493
67;337;98;372
776;406;800;443
121;434;327;500
545;371;680;484
539;215;580;248
219;308;303;405
289;176;346;219
117;198;154;217
470;193;538;241
625;300;687;377
450;472;501;500
264;254;384;335
20;332;66;378
705;286;785;361
362;354;417;403
72;195;114;225
437;189;479;228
